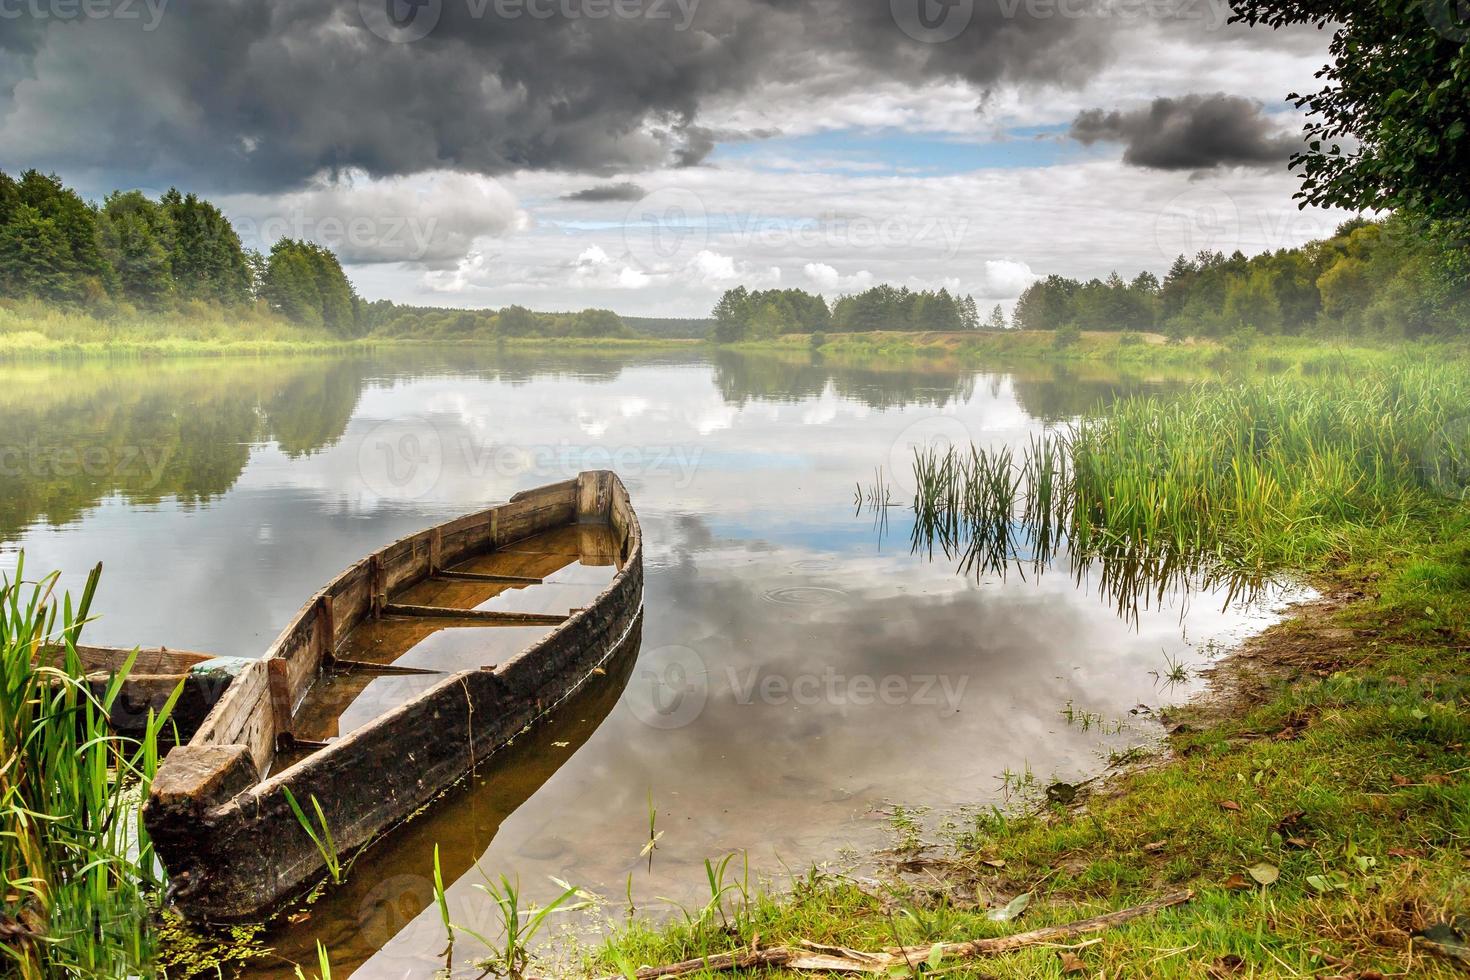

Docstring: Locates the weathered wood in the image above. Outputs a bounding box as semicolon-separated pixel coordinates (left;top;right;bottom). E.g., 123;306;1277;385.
381;603;570;626
147;471;644;922
323;655;443;676
434;570;544;585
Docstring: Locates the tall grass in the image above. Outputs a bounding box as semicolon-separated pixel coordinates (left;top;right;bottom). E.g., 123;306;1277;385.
0;557;177;978
910;364;1470;615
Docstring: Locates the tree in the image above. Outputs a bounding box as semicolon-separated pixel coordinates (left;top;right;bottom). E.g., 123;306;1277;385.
99;192;172;305
1232;0;1470;221
985;304;1007;330
161;189;253;305
959;294;980;330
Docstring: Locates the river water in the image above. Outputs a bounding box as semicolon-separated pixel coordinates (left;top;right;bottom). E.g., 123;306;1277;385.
0;348;1296;977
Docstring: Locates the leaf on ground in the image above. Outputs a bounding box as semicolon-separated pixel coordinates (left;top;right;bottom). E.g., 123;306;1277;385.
1058;951;1087;974
1206;953;1245;977
1306;873;1348;893
981;858;1006;869
1386;847;1421;859
986;892;1031;922
1285;837;1310;849
1219;800;1242;812
1391;774;1412;787
1247;862;1279;886
1223;874;1251;891
1143;841;1168;854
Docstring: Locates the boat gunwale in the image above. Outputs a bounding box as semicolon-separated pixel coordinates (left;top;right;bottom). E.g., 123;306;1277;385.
240;474;643;802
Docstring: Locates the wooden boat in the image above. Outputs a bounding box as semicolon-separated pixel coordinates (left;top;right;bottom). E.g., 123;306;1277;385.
143;471;643;922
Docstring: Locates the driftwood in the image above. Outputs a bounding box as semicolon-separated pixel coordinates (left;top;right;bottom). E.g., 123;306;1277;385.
589;889;1194;978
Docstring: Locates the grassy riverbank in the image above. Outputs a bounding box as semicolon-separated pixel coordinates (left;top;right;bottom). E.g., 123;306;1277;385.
591;361;1470;978
732;328;1436;372
0;301;700;359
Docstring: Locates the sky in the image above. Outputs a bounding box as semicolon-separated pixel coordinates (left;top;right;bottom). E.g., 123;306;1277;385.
0;0;1350;317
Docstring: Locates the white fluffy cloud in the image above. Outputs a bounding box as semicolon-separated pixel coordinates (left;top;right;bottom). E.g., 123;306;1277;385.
804;263;875;293
980;260;1041;299
222;171;526;267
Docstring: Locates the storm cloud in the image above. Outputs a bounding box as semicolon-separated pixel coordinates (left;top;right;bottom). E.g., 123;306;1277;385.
1069;93;1300;170
563;182;649;203
0;0;1155;193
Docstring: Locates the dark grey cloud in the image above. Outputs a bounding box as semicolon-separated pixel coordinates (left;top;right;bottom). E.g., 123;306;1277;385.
1069;93;1299;170
0;1;1306;194
563;182;648;202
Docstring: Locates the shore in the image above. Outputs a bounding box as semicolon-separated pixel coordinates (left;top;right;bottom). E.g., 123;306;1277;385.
587;365;1470;978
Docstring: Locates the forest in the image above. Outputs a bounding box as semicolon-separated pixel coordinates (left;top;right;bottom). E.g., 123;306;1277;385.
712;284;1005;342
0;169;634;342
1013;215;1470;338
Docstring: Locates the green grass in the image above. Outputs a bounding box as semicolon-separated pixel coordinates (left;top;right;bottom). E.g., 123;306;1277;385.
0;299;700;359
728;328;1451;374
0;557;178;979
592;359;1470;979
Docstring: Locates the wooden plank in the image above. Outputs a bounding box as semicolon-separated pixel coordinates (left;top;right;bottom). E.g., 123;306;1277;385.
381;603;570;627
434;570;544;585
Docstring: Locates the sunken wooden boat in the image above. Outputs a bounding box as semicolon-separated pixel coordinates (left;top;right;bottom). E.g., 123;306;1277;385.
143;471;643;922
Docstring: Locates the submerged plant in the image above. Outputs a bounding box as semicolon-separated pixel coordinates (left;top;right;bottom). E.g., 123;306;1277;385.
281;787;343;885
0;557;179;979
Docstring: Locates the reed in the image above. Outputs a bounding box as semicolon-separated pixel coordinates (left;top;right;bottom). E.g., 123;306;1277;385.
908;364;1470;616
0;557;178;978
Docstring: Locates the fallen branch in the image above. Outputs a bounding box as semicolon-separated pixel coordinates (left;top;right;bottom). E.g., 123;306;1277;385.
591;888;1194;978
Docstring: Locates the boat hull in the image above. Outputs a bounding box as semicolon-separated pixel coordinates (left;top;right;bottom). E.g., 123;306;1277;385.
144;471;643;921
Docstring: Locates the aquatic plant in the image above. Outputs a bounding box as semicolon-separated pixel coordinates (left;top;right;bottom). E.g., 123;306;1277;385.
0;557;178;978
455;873;583;979
281;787;343;885
906;364;1470;618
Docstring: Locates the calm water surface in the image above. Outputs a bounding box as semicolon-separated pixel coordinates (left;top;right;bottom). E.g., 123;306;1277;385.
0;349;1295;977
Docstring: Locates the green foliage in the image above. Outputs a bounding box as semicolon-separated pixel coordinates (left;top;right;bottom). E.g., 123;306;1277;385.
829;284;973;333
359;299;634;341
262;239;359;335
158;189;252;306
1016;215;1470;338
713;286;831;342
0;169;299;319
1;558;178;978
909;363;1470;612
1232;0;1470;221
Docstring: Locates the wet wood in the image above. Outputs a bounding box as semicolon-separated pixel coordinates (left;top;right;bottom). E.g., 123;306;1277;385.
434;570;544;585
380;603;570;626
584;890;1195;978
144;471;643;922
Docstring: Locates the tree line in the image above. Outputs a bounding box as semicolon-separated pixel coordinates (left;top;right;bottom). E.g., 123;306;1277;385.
359;301;632;340
0;169;365;333
712;285;1007;342
0;168;637;341
1013;215;1470;339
